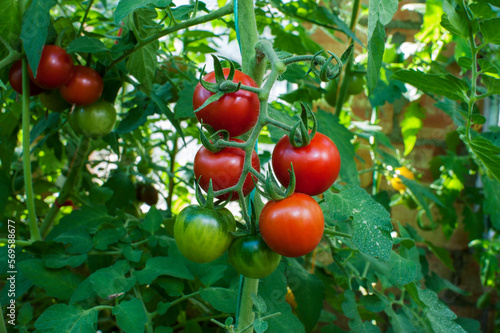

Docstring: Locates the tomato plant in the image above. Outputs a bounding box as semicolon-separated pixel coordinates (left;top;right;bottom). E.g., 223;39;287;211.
228;234;281;279
8;60;45;96
259;193;324;257
28;45;74;89
69;100;117;138
390;166;415;192
194;140;260;200
193;68;260;137
39;89;70;112
59;65;103;106
174;205;236;263
272;132;341;196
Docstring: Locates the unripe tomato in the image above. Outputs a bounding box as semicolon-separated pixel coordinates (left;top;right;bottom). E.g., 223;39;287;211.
259;193;324;257
390;166;415;192
60;65;103;106
228;234;281;279
39;89;71;112
174;205;236;263
324;80;338;107
272;132;341;196
136;183;159;206
69;101;117;138
29;45;74;89
193;68;260;137
8;60;45;96
194;140;260;201
347;73;365;95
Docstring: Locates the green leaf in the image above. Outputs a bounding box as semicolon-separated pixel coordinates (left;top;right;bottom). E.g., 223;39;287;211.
127;41;158;91
113;298;148;333
465;135;500;181
93;227;127;250
67;36;108;54
425;241;454;271
116;105;155;134
0;0;22;47
123;245;143;263
115;0;173;24
324;186;393;261
367;21;386;96
45;253;87;269
482;176;500;230
254;319;269;333
199;287;238;313
19;259;83;300
29;113;60;145
70;277;95;303
388;251;418;285
251;293;268;314
174;83;196;119
285;259;324;332
21;0;57;76
401;103;425;156
417;288;467;333
34;304;97;333
469;3;496;19
142;206;163;233
103;169;136;214
480;18;500;45
89;260;136;299
401;178;444;222
53;227;94;254
198;265;227;286
134;257;194;284
317;110;359;185
342;290;381;333
18;302;33;325
391;69;468;102
442;0;470;37
482;75;500;95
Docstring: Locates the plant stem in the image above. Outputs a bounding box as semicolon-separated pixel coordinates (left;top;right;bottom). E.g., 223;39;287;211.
0;305;7;333
22;59;41;242
0;238;32;246
77;0;94;36
324;229;352;238
236;277;259;333
465;33;479;142
108;2;234;70
40;136;91;237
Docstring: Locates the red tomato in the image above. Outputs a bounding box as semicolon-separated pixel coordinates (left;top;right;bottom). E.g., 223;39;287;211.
193;68;260;137
259;193;324;257
60;65;104;106
29;45;74;89
8;60;45;96
194;140;260;201
272;132;341;196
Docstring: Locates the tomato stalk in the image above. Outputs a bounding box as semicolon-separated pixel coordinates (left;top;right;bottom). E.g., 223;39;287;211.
77;0;94;37
40;136;91;238
21;59;41;242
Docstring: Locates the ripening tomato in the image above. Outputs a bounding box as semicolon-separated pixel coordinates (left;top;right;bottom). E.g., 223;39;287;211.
390;166;415;192
39;89;71;112
228;234;281;279
60;65;103;106
272;132;341;196
324;79;338;107
259;193;324;257
193;68;260;137
8;60;45;96
29;45;74;89
69;101;117;138
136;183;159;206
194;140;260;201
347;73;365;95
174;205;236;263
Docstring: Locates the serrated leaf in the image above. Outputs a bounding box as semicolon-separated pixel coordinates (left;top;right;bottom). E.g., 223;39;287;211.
115;0;173;24
482;176;500;230
34;304;97;333
401;103;425;156
123;245;143;263
324;186;393;261
127;42;158;91
342;290;381;333
466;135;500;181
19;259;83;300
89;260;135;299
443;0;470;38
0;0;22;47
67;36;108;54
425;241;454;271
53;227;94;254
482;75;500;95
134;257;194;284
93;227;127;250
367;21;386;96
252;293;268;314
142;206;163;233
389;251;418;285
174;83;196;119
112;298;148;333
21;0;57;76
480;18;500;45
401;178;444;223
200;287;238;313
18;302;33;325
391;69;468;102
417;288;467;333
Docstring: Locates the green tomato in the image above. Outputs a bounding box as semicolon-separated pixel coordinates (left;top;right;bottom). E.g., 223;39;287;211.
228;234;281;279
347;73;365;95
383;44;399;64
174;205;236;263
69;101;117;138
324;80;338;107
39;89;71;112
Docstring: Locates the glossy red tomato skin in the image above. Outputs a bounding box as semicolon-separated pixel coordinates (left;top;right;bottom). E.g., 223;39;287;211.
193;68;260;137
272;132;341;196
194;140;260;201
8;60;45;96
29;45;74;89
60;66;103;106
259;193;324;257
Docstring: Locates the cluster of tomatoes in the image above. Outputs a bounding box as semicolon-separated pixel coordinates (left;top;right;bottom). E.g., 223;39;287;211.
174;68;342;279
8;45;116;138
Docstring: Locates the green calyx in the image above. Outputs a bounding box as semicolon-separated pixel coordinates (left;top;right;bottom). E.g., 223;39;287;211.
255;166;296;202
289;103;317;148
195;178;232;210
198;124;230;153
